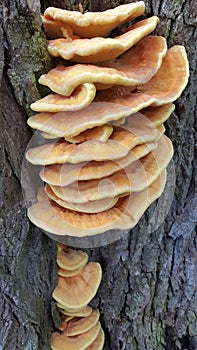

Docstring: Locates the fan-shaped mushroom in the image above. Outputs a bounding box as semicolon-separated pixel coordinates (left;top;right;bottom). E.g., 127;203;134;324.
58;305;92;318
96;46;189;106
44;2;145;38
39;141;157;187
28;170;167;237
53;262;102;308
62;309;100;336
38;36;167;96
48;135;173;203
57;245;88;270
86;329;105;350
26;115;159;165
51;322;101;350
27;101;174;142
45;185;121;213
31;83;96;112
48;17;159;63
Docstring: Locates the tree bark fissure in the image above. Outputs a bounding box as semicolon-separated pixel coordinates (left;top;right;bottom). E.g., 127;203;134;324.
0;0;196;349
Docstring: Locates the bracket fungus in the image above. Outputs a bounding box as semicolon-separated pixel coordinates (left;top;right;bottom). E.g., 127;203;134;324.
47;17;159;63
39;141;157;187
62;309;100;336
51;248;104;347
30;83;96;112
53;262;102;309
38;36;167;96
56;245;88;271
28;172;167;236
51;322;101;350
47;135;173;204
43;2;145;38
24;3;189;349
46;184;121;213
26;116;160;165
26;1;189;238
27;101;175;141
59;305;93;318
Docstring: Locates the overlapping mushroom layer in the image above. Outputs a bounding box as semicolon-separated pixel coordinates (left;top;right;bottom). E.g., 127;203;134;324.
26;3;189;238
25;4;189;350
51;244;104;350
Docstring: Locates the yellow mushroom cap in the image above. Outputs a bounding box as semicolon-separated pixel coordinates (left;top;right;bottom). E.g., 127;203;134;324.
96;45;189;106
51;322;101;350
49;135;173;203
48;16;159;63
27;102;174;144
38;36;167;96
57;265;84;277
138;45;189;105
27;170;167;237
41;14;80;40
86;329;105;350
46;184;121;213
44;2;145;38
57;245;88;270
56;303;89;314
58;305;92;318
33;125;113;144
63;309;100;336
64;124;113;144
39;141;157;187
25;115;158;165
53;262;102;309
30;83;96;112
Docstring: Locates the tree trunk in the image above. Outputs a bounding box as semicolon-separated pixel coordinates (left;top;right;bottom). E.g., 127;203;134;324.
0;0;196;349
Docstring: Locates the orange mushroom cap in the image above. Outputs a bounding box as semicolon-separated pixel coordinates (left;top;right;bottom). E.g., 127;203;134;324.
51;322;101;350
48;135;173;203
96;45;189;107
57;245;88;270
52;262;102;309
38;36;167;96
39;140;157;187
48;16;159;63
41;14;80;40
58;305;92;318
27;170;167;237
40;124;113;143
62;309;100;336
44;2;145;38
27;100;175;143
25;115;159;165
30;83;96;112
46;184;121;213
85;328;105;350
58;265;85;277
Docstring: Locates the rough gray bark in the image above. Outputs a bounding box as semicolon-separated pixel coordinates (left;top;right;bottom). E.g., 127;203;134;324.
0;0;196;350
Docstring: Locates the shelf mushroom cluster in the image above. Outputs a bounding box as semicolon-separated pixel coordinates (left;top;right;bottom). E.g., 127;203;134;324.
26;2;189;239
51;244;104;350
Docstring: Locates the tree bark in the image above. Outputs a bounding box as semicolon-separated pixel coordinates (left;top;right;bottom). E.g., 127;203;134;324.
0;1;196;350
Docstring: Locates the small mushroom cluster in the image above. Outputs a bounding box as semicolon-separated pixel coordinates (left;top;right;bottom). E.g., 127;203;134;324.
26;2;189;239
51;244;104;350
